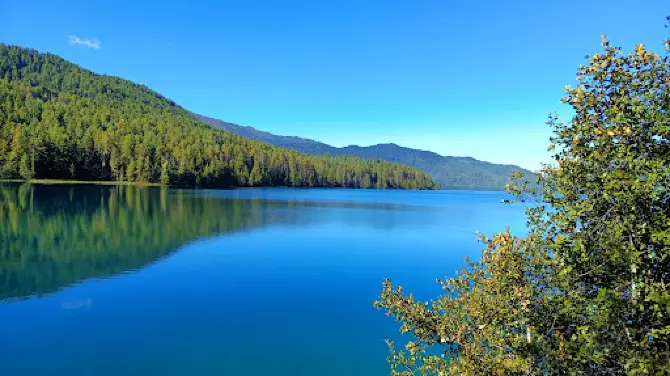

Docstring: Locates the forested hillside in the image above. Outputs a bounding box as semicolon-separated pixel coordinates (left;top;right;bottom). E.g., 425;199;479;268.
197;114;532;190
0;45;437;189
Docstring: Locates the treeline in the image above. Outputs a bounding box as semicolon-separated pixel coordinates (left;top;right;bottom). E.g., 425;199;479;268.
0;45;437;190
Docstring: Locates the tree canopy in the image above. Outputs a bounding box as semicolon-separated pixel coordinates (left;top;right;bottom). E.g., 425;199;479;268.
375;32;670;375
0;44;437;190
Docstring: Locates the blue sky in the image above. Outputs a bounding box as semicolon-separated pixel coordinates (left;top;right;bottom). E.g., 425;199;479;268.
2;0;668;170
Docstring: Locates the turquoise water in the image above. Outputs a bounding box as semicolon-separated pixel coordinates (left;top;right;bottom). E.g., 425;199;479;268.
0;184;526;375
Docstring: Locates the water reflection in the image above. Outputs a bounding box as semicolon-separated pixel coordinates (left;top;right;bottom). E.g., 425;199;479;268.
0;184;278;301
61;298;92;311
0;183;436;301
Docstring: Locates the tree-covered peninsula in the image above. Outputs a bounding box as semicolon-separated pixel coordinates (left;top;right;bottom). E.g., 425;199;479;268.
0;45;437;190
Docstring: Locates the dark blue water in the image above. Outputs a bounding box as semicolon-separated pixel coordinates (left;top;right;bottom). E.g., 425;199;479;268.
0;184;526;375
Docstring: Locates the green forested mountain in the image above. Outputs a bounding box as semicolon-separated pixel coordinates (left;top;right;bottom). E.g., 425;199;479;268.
0;44;437;189
197;114;533;190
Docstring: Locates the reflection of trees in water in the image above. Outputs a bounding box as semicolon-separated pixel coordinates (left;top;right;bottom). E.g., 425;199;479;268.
0;183;437;301
0;183;273;301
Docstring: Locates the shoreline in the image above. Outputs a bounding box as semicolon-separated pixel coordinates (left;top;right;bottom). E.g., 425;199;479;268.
0;179;163;187
0;179;505;192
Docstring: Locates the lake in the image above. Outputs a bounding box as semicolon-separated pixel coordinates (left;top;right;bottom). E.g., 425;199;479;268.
0;183;527;376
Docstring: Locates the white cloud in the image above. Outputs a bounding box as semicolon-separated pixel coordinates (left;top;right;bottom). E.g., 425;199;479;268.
68;35;101;50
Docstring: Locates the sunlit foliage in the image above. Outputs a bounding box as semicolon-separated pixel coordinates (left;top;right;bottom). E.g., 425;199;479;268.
376;31;670;375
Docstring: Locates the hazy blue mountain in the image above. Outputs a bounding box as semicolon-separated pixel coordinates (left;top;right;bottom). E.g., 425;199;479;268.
196;114;533;190
195;114;339;155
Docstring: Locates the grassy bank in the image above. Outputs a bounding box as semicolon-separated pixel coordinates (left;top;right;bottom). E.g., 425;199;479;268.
0;179;163;187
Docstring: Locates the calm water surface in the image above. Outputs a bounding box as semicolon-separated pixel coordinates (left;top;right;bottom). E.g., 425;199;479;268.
0;183;526;375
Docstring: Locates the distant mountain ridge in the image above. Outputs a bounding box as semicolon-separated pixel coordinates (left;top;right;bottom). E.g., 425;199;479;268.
196;114;533;190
